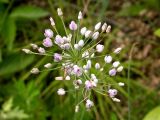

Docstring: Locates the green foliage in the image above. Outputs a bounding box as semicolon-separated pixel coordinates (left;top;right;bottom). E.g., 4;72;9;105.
10;5;49;19
0;98;29;120
118;4;145;17
143;106;160;120
1;16;16;51
154;28;160;37
0;53;34;76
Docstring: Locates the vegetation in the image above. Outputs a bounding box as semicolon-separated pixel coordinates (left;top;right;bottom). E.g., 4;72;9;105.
0;0;160;120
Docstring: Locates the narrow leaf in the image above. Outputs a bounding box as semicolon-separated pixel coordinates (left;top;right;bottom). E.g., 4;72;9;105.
10;5;49;19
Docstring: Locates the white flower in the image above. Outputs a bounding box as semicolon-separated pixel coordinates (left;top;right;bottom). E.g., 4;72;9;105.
57;8;63;16
73;65;82;76
44;29;53;38
65;76;70;80
55;35;64;45
86;60;91;69
109;68;117;76
22;49;32;54
74;44;80;50
106;25;111;33
85;80;92;90
55;76;63;80
108;89;117;98
113;61;120;68
78;11;83;20
102;23;107;32
86;99;94;109
118;82;125;86
78;40;84;47
43;38;53;47
63;43;70;50
69;21;77;30
38;47;45;54
117;66;123;72
112;98;120;102
85;30;92;38
92;32;99;40
80;27;87;35
95;22;101;31
114;47;122;54
96;44;104;53
30;43;38;49
104;55;112;63
57;88;65;95
77;79;82;85
49;17;55;26
95;63;100;69
91;74;96;79
44;63;52;68
30;68;39;74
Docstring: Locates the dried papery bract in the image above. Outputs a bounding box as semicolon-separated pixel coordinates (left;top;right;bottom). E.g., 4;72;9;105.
22;8;125;112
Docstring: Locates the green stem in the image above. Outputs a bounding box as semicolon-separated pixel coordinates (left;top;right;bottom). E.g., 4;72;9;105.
128;42;137;120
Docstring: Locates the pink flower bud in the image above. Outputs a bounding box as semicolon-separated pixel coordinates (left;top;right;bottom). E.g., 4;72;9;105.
54;53;62;62
109;68;117;76
43;38;53;47
44;29;53;38
69;21;77;30
38;47;45;54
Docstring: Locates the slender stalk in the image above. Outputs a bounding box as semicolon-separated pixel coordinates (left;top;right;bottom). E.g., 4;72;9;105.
128;42;137;120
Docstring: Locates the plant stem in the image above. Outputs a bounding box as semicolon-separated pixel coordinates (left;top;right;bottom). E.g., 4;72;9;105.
128;42;137;120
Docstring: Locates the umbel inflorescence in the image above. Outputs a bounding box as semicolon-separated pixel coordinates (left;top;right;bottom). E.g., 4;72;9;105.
22;8;124;112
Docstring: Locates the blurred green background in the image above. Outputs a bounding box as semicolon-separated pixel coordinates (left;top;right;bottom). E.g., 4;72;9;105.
0;0;160;120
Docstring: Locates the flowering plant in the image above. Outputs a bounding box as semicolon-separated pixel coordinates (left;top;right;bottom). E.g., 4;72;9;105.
22;8;124;112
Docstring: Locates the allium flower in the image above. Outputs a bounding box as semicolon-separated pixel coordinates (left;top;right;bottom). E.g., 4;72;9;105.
43;38;53;47
54;53;62;62
114;47;122;54
44;63;52;68
22;49;32;54
57;8;63;16
57;88;65;95
95;22;101;31
44;29;53;38
80;27;87;35
96;44;104;53
30;43;38;49
117;66;123;72
49;17;55;26
38;47;45;54
85;30;92;38
69;21;77;30
95;63;100;69
78;11;83;20
78;40;84;47
92;32;99;40
102;23;107;32
109;68;117;76
86;99;94;109
31;68;39;74
104;55;112;63
108;89;118;98
113;61;120;68
22;8;125;111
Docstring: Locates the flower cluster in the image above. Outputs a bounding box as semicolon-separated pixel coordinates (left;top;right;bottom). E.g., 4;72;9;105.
22;8;124;112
